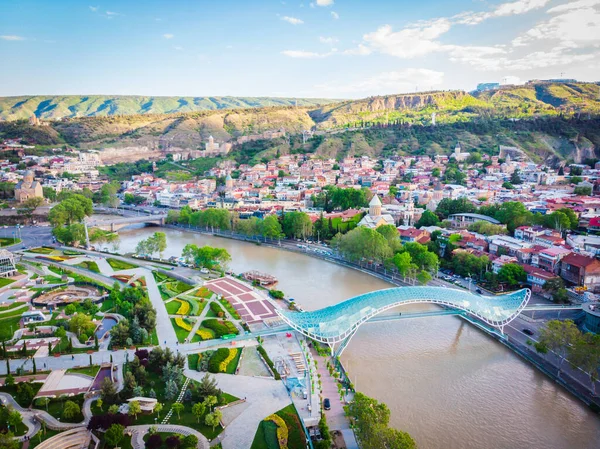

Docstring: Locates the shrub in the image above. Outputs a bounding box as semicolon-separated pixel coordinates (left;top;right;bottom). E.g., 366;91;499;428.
176;300;190;315
219;348;238;372
209;302;223;316
257;345;281;380
202;319;238;337
207;348;230;373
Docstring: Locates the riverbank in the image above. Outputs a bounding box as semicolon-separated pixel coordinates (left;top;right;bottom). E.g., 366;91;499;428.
164;223;600;413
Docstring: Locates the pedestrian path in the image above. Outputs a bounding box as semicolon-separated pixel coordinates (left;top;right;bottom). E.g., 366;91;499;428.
128;424;209;449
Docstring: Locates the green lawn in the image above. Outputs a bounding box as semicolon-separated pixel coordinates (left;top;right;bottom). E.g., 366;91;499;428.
0;302;26;312
225;348;243;375
33;394;85;423
0;277;15;288
250;404;306;449
67;365;101;377
106;258;138;271
151;328;159;345
166;299;183;315
74;260;100;273
0;382;43;407
0;315;21;341
187;353;200;371
100;298;115;312
171;318;193;343
42;275;64;284
0;306;28;319
28;247;54;254
0;237;20;247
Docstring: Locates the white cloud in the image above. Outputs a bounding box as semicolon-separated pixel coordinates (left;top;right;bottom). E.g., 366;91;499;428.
455;0;551;25
363;20;451;58
319;36;338;44
342;44;372;55
316;0;334;6
513;4;600;47
548;0;600;13
163;33;174;39
0;35;25;41
173;46;183;51
502;76;524;85
281;16;304;25
105;11;119;16
282;49;332;58
316;68;445;95
331;11;339;19
89;6;98;12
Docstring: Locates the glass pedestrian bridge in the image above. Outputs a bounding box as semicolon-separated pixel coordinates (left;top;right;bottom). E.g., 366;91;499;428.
277;286;531;356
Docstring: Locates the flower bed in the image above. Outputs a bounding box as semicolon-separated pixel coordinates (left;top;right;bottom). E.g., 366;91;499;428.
176;300;190;315
194;287;212;299
195;328;215;341
266;414;289;449
202;319;238;337
207;347;242;374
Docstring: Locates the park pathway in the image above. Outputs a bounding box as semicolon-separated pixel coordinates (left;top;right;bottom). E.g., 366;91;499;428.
128;424;209;449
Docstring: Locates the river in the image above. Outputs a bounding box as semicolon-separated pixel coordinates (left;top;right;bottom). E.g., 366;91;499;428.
115;225;600;449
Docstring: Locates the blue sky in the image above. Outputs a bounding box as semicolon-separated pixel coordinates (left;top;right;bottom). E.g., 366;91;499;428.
0;0;598;98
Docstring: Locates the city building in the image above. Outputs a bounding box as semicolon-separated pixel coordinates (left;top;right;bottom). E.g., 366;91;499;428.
0;250;17;277
560;253;600;292
14;170;43;202
357;195;395;229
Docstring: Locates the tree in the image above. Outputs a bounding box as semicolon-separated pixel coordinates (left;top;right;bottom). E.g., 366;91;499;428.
510;169;522;185
108;404;119;415
146;433;163;449
417;270;432;285
123;193;146;206
347;392;415;449
203;395;218;411
282;211;313;239
497;263;526;286
544;211;571;233
435;198;476;219
537;319;581;378
393;252;416;279
261;214;283;239
574;185;592;195
376;225;400;250
97;181;120;208
96;398;103;411
182;435;199;449
557;208;579;230
332;227;392;263
192;401;206;423
172;402;184;420
197;374;221;399
16;382;35;406
415;210;440;228
63;401;81;420
154;402;163;418
0;431;19;449
166;435;181;449
128;400;141;418
494;202;533;234
205;410;222;431
165;380;179;401
105;423;125;447
69;313;96;341
182;244;231;270
101;376;118;404
48;194;93;227
38;397;50;412
467;221;507;236
7;409;22;428
569;333;600;396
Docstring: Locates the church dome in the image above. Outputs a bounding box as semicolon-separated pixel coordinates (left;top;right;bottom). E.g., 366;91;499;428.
369;194;382;206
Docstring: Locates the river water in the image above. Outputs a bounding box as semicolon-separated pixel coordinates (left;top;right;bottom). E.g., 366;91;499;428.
115;225;600;449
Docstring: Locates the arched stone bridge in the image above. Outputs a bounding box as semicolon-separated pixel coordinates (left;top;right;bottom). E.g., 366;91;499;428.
277;286;531;356
86;214;167;232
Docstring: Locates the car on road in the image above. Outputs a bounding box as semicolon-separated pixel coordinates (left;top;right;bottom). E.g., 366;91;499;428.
200;268;209;274
476;288;483;294
522;328;534;336
323;398;331;410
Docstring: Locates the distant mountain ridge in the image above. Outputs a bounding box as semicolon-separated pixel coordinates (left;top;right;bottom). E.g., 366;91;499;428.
0;95;339;120
1;82;599;165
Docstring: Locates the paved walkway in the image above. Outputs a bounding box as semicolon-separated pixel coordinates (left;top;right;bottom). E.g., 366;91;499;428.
184;370;290;449
128;424;209;449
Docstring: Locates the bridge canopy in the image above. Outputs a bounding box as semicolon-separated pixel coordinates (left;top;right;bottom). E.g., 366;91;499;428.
277;286;530;344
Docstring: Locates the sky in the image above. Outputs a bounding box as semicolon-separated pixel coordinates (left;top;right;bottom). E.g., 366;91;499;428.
0;0;599;99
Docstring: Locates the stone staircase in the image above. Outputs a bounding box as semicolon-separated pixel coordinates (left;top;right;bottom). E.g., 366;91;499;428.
34;427;91;449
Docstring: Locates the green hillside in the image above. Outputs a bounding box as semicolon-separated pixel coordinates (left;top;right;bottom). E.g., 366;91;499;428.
0;95;338;120
1;82;599;165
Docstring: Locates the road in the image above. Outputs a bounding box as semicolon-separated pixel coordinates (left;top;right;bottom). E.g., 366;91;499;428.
1;225;53;250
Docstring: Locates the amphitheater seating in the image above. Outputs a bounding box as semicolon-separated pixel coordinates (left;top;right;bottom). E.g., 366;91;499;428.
35;427;90;449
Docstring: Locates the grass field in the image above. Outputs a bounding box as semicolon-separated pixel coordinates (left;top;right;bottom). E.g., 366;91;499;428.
0;277;15;288
107;258;138;270
250;403;306;449
74;260;100;273
0;315;21;341
171;318;194;343
0;237;20;247
67;365;101;377
0;302;26;312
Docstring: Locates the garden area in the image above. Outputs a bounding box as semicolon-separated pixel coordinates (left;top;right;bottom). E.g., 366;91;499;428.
74;260;100;273
202;318;238;337
250;404;306;449
0;237;19;247
0;277;15;288
93;348;238;441
106;258;138;271
171;317;215;343
188;348;242;374
33;393;85;423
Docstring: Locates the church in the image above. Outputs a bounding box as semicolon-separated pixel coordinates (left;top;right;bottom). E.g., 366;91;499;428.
14;171;43;202
357;194;396;229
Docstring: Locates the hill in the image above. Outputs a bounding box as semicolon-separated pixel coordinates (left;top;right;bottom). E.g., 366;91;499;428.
1;82;599;165
0;95;337;121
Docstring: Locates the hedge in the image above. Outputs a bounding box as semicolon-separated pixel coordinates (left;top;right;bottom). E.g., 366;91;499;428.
202;319;238;337
208;348;230;373
257;345;281;380
209;301;224;317
277;406;306;449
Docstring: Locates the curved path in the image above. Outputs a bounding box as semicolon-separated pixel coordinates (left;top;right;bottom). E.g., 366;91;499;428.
128;424;209;449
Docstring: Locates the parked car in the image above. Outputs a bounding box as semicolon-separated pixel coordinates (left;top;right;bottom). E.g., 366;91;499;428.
200;268;209;274
476;288;483;294
522;328;534;336
323;398;331;410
